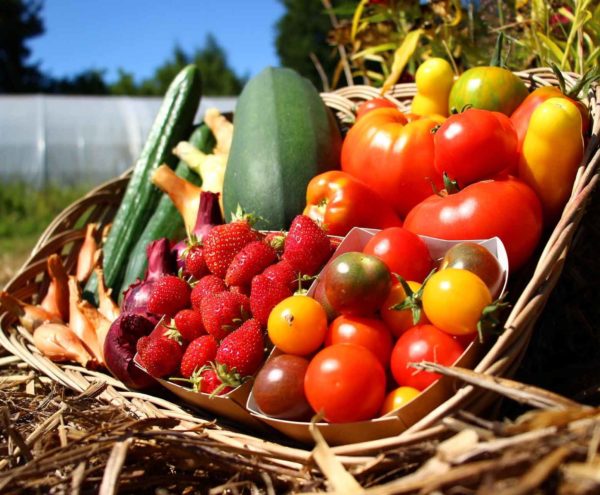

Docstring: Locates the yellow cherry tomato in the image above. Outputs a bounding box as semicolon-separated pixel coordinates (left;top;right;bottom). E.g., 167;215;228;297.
518;97;584;223
380;386;420;415
411;57;455;117
422;268;492;336
267;295;328;356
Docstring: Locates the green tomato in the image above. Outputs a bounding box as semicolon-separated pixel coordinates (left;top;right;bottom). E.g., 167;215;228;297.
323;252;392;316
449;67;528;116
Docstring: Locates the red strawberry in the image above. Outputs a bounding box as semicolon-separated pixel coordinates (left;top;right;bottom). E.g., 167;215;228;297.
282;215;331;275
147;275;191;317
173;309;206;343
216;318;265;378
197;367;233;396
201;291;251;341
264;231;286;254
136;330;183;378
184;245;208;280
179;335;218;378
190;275;227;310
225;240;277;287
230;285;250;297
250;273;293;326
262;259;297;291
202;219;259;278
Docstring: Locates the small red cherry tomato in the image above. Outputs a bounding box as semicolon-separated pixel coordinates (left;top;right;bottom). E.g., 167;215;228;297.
363;227;433;283
390;324;465;391
304;343;386;423
326;315;393;366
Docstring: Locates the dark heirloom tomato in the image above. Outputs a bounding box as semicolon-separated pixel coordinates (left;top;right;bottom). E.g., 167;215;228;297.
326;315;393;366
253;354;312;421
449;66;528;116
363;227;433;283
323;252;392;316
390;324;465;391
433;109;519;185
404;177;543;271
304;343;386;423
439;242;503;298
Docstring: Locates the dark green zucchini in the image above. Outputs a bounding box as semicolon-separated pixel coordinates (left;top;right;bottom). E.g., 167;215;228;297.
223;67;342;230
119;124;215;292
86;65;202;301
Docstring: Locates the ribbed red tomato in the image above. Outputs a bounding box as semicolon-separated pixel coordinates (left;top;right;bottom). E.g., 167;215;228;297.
341;108;443;217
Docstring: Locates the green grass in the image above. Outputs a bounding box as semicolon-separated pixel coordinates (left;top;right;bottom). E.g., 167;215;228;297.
0;183;90;286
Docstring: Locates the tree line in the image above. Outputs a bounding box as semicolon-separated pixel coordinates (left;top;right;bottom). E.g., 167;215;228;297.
1;0;338;95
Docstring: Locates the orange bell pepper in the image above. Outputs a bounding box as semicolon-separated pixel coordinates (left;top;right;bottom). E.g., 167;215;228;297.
303;171;403;237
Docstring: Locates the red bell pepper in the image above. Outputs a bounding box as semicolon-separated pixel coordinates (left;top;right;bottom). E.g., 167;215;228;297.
303;171;403;237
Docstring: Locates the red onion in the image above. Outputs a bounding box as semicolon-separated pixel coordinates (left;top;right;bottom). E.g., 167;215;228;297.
122;238;175;313
103;312;157;389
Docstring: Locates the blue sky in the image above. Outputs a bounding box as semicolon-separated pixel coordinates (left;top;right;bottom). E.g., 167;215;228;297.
29;0;286;83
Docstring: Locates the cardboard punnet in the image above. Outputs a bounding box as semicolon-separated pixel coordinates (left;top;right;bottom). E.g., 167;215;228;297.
245;227;509;446
134;356;265;429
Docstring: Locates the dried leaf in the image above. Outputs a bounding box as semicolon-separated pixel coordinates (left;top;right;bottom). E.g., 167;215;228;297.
381;29;423;94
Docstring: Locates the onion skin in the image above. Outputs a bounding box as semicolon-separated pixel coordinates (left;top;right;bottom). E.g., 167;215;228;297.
0;291;61;331
103;312;156;389
33;323;93;368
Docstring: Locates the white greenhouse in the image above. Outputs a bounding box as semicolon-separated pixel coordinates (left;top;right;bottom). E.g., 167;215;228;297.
0;95;237;188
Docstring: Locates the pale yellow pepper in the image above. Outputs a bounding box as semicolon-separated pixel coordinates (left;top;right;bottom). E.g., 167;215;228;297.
518;97;584;224
411;58;454;117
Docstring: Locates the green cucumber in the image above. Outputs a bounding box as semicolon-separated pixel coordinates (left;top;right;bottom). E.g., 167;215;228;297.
223;67;342;230
119;124;216;292
86;65;202;301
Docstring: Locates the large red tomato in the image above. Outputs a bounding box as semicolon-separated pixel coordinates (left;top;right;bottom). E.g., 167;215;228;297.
341;108;443;217
434;109;519;185
304;343;386;423
404;177;543;271
390;324;465;391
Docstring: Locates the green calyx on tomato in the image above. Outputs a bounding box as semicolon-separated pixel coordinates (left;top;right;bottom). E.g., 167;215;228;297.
389;272;434;326
477;295;511;343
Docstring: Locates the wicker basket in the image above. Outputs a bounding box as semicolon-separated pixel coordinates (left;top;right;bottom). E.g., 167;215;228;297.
1;68;599;463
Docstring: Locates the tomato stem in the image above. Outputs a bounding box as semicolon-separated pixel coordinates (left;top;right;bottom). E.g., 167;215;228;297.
477;294;511;342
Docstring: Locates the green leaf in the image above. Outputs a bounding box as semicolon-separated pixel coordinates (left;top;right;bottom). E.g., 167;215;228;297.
351;43;398;60
351;0;369;42
537;32;567;66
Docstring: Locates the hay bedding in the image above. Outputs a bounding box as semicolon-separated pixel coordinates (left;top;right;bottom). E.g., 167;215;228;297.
1;351;600;494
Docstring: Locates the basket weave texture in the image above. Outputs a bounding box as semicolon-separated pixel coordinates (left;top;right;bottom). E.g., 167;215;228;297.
1;67;599;461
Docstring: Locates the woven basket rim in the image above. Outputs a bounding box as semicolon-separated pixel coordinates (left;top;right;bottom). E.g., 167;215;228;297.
1;67;599;463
